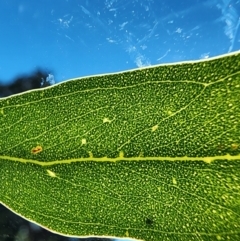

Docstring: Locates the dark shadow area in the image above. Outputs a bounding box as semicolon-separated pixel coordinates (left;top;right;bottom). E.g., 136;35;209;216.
0;70;112;241
0;70;51;98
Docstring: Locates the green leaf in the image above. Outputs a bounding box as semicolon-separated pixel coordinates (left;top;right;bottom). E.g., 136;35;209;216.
0;52;240;241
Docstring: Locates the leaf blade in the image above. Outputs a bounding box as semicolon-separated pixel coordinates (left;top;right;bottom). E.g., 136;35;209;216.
0;52;240;241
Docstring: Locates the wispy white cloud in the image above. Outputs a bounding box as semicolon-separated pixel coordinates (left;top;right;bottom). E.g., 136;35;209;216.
80;5;91;16
200;52;210;59
175;28;182;34
105;0;117;9
137;21;158;45
217;0;240;52
119;21;128;30
106;37;117;43
80;5;109;33
157;49;171;62
58;15;73;28
135;54;151;68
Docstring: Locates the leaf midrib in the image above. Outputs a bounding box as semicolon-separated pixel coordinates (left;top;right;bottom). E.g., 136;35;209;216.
0;153;239;166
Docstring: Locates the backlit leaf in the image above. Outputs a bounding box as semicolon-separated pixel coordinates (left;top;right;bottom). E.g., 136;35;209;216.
0;52;240;241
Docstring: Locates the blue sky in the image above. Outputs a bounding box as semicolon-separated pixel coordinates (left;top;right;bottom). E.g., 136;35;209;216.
0;0;239;84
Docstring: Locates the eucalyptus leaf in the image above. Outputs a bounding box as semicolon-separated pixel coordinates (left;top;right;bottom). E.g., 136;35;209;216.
0;52;240;241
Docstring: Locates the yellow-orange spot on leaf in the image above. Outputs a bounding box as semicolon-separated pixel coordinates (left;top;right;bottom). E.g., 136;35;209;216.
231;143;239;150
31;146;43;154
152;124;158;132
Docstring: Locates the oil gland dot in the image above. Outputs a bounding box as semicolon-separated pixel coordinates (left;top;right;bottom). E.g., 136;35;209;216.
31;145;43;154
167;110;172;116
172;177;177;185
216;235;222;240
152;124;158;132
103;117;111;123
81;138;87;145
47;169;56;178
